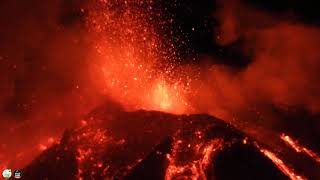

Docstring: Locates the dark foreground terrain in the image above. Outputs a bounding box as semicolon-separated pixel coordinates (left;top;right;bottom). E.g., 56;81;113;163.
21;103;319;180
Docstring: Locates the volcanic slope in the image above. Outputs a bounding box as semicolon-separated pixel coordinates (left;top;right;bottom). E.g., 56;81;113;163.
22;103;318;180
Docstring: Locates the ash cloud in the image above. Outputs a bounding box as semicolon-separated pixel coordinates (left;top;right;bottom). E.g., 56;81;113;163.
195;0;320;118
0;0;106;168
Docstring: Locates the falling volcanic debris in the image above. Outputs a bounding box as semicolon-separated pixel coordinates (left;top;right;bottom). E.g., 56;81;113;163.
1;0;320;180
86;0;194;114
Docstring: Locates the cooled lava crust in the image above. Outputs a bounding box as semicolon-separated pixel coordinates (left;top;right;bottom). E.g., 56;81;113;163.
22;103;292;180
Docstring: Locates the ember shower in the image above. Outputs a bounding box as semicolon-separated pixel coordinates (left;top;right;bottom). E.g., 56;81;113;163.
0;0;320;179
86;0;193;114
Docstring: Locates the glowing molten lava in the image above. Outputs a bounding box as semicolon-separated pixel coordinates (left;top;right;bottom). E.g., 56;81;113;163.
280;134;320;163
153;82;173;111
150;80;189;113
259;148;306;180
165;139;224;180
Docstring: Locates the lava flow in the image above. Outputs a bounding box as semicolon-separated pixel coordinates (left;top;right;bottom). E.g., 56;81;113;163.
280;134;320;163
165;137;224;179
256;143;307;180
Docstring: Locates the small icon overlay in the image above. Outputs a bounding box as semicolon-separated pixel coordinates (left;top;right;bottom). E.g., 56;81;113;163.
2;169;12;179
13;170;22;179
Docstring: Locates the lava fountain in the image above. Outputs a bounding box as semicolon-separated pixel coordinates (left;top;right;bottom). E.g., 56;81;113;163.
85;0;193;114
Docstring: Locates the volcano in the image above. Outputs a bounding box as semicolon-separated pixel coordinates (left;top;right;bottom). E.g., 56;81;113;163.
20;103;319;180
2;0;320;179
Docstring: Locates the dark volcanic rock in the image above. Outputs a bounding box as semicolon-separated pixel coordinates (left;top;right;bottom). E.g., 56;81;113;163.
22;105;291;180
